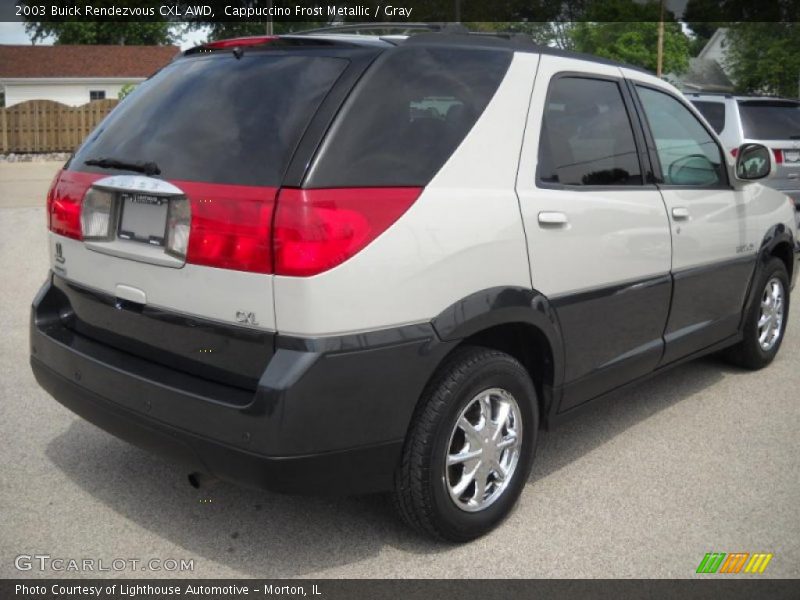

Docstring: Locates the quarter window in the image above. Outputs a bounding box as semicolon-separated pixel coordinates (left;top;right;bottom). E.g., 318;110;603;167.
538;76;642;186
637;87;725;187
691;100;726;134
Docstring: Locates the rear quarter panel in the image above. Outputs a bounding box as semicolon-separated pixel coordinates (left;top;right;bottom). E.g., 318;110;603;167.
273;53;540;336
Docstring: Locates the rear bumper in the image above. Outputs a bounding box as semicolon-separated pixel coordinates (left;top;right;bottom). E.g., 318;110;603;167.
30;275;453;494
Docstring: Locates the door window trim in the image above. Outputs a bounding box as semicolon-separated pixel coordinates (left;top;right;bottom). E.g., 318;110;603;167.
628;81;732;190
535;71;657;192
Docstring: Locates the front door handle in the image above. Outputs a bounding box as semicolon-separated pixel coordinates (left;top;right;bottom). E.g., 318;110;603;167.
672;207;690;220
538;211;569;226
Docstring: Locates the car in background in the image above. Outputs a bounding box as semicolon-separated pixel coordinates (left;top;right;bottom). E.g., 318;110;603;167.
688;93;800;215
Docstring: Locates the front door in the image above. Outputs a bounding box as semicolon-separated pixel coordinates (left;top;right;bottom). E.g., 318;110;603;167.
628;77;755;364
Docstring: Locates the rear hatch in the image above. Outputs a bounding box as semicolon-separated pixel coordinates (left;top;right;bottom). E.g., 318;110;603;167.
46;40;368;390
737;99;800;195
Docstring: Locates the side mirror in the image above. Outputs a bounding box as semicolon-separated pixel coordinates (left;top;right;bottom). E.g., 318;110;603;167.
735;143;772;181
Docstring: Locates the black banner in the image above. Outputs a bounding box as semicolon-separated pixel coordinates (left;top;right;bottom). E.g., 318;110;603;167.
3;0;800;23
3;579;800;600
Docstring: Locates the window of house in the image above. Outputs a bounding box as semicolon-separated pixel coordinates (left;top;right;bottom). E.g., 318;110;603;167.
89;90;106;101
538;76;643;186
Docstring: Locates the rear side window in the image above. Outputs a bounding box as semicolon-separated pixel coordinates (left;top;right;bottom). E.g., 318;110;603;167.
738;100;800;140
691;100;726;134
538;76;642;186
71;54;348;187
305;46;512;187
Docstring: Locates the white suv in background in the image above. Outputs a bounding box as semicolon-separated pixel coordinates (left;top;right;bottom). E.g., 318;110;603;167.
688;92;800;212
30;32;799;542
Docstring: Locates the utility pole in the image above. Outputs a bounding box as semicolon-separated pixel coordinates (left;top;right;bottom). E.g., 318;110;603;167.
656;0;665;77
266;0;274;35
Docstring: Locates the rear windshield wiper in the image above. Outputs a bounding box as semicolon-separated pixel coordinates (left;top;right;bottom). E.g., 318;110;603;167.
84;157;161;176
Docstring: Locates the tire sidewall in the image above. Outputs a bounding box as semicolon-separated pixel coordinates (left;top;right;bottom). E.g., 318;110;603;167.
748;259;790;363
426;355;538;541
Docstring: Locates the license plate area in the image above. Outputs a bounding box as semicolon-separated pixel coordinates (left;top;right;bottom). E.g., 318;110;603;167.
118;193;169;246
783;149;800;164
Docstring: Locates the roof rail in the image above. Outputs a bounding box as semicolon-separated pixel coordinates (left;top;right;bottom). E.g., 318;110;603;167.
295;22;468;35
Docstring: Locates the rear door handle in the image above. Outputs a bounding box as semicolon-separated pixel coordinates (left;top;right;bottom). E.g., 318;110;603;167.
671;207;690;220
538;211;568;226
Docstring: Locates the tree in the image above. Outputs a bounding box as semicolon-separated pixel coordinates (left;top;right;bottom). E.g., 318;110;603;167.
22;1;176;45
725;23;800;97
571;21;690;74
25;22;177;45
683;0;723;55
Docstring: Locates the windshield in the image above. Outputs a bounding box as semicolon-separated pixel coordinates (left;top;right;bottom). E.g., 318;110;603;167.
738;100;800;140
71;53;348;187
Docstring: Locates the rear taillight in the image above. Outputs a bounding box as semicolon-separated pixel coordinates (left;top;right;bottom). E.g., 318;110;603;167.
47;170;100;240
80;188;114;240
730;148;738;158
47;173;420;277
273;187;422;277
773;149;783;164
177;181;277;273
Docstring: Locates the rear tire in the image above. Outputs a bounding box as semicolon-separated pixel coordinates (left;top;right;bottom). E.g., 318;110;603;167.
724;257;790;370
394;346;538;542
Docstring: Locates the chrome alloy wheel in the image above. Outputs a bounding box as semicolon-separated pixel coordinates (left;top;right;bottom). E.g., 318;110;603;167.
758;277;785;351
445;388;523;513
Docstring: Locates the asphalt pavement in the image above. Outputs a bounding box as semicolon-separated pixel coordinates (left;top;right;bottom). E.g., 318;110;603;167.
1;161;798;578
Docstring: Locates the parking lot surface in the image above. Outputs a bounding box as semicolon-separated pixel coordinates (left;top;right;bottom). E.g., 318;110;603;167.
1;161;798;578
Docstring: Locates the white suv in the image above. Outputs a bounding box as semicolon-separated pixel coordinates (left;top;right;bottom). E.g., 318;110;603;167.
30;33;799;542
688;92;800;212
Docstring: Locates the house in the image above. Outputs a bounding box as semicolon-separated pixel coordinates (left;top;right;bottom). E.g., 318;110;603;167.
0;44;179;107
666;28;735;93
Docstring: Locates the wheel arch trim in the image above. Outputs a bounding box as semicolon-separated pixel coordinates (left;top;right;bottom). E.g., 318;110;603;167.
431;286;566;391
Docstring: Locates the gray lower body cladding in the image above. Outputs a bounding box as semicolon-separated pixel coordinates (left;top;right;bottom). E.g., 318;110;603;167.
30;275;455;495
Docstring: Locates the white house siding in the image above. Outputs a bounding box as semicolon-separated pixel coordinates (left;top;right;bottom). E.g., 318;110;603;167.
3;78;144;107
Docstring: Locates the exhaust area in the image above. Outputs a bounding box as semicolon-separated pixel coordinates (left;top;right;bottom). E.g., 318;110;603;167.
188;472;218;489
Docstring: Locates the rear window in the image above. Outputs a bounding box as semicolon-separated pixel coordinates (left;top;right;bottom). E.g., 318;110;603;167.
738;100;800;140
305;46;512;187
70;53;348;187
691;100;726;134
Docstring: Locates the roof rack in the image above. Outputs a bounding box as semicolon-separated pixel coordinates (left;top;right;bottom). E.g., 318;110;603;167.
295;22;468;36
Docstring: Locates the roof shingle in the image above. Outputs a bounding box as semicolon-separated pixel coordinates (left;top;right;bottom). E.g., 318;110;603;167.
0;44;179;79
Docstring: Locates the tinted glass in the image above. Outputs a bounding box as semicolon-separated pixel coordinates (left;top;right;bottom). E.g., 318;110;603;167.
538;77;642;186
691;100;726;134
71;54;347;187
306;46;511;187
738;100;800;140
637;86;724;187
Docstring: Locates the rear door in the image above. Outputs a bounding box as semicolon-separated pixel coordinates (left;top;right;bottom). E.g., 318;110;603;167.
516;55;673;412
627;75;755;364
47;46;366;388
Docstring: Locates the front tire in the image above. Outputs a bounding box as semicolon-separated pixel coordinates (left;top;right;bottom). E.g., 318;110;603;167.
724;257;790;369
394;346;538;542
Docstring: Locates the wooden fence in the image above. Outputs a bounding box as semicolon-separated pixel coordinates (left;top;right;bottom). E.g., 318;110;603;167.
0;99;119;154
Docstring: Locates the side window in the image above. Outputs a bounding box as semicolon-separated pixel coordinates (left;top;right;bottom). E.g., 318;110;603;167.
691;100;726;134
306;47;512;187
637;87;725;187
538;76;642;186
